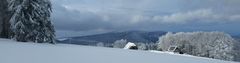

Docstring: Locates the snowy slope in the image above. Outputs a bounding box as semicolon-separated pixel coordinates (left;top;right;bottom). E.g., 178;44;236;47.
0;39;238;63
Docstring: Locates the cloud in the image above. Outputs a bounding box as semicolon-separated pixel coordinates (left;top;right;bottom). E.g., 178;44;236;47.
154;9;215;23
230;15;240;21
152;9;240;23
52;7;110;31
130;15;151;24
51;0;240;37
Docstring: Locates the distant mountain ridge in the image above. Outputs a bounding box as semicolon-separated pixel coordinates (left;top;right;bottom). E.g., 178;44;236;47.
233;35;240;42
58;30;167;46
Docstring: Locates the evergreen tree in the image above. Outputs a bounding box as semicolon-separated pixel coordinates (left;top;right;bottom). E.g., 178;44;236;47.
0;0;11;38
8;0;55;43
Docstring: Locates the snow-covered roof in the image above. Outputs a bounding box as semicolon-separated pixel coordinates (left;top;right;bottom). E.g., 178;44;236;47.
123;42;137;49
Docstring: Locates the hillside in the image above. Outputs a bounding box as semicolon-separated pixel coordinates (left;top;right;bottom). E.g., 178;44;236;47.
58;31;166;46
0;39;237;63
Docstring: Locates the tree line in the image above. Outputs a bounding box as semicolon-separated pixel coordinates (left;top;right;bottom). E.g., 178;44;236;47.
107;32;240;61
157;32;239;61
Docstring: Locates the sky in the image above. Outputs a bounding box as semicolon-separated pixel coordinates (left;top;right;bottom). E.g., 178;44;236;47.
51;0;240;37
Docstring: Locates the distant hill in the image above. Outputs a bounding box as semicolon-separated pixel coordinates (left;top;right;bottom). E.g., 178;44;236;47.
233;35;240;42
58;31;167;46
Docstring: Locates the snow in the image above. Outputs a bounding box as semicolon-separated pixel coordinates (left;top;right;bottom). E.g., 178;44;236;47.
123;42;136;49
0;38;238;63
57;38;69;41
149;50;219;60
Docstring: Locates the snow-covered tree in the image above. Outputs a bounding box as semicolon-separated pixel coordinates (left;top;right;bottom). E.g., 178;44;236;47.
157;31;235;61
232;39;240;61
136;43;147;50
145;42;157;50
113;39;127;48
96;42;104;47
157;32;174;51
8;0;55;43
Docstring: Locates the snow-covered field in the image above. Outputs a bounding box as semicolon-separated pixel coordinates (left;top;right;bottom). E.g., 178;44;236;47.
0;39;238;63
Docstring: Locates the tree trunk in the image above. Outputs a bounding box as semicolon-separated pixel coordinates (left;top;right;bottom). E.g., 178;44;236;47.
0;0;11;38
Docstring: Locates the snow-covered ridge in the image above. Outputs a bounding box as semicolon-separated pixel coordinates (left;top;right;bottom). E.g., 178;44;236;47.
0;39;237;63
